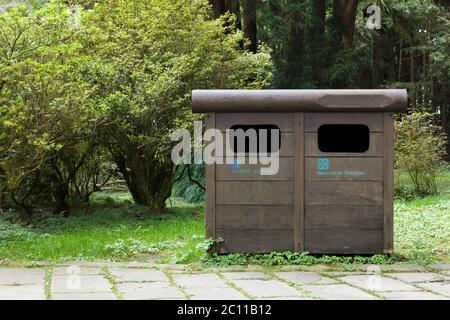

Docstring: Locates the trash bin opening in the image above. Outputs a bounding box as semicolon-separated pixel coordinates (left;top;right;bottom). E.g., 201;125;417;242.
229;124;281;154
318;124;369;153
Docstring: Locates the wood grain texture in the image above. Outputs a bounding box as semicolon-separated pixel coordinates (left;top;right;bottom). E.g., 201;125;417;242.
305;181;383;205
294;112;304;251
383;113;394;254
305;157;383;181
205;113;216;242
215;113;294;132
305;228;383;254
305;113;384;132
216;229;294;253
216;205;294;229
305;132;384;157
305;204;383;229
216;157;294;181
216;181;294;205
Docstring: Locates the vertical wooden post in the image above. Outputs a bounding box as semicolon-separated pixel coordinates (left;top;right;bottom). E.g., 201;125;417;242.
205;113;216;250
383;112;394;254
294;112;305;251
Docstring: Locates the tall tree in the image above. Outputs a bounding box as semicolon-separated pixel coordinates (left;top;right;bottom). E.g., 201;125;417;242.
242;0;257;53
332;0;359;47
310;0;326;87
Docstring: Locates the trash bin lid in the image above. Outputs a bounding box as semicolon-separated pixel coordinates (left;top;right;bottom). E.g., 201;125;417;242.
192;89;408;113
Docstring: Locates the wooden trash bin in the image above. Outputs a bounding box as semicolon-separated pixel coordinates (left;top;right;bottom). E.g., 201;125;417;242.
192;89;407;254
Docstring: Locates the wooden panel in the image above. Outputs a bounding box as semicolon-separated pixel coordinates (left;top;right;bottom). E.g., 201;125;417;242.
216;113;294;132
205;113;216;242
216;229;294;253
216;181;294;205
305;204;383;229
305;132;384;157
305;157;383;181
216;205;294;229
305;181;383;205
216;157;293;181
383;113;394;254
305;113;384;132
294;113;304;251
216;132;294;157
305;229;383;254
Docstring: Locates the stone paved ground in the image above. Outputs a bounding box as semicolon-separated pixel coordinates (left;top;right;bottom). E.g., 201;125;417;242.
0;263;449;300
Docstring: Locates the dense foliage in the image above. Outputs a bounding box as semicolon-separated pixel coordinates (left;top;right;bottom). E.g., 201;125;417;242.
0;0;271;215
1;0;449;214
394;111;447;197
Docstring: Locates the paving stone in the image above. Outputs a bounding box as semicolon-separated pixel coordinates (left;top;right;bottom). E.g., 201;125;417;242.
387;272;449;283
109;268;168;283
415;282;450;297
275;272;338;285
58;261;125;268
260;296;313;300
52;292;117;300
187;287;248;300
303;284;378;300
430;263;450;271
380;291;447;300
0;284;45;300
53;266;103;276
356;264;427;272
0;268;44;285
52;274;112;293
117;282;185;300
340;274;419;292
221;272;271;280
172;273;228;288
230;279;303;298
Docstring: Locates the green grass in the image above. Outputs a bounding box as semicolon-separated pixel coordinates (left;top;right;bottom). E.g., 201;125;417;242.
0;170;449;265
393;168;450;263
0;194;206;264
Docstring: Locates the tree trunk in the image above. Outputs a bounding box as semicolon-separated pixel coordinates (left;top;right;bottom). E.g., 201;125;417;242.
209;0;224;19
209;0;241;28
311;0;326;87
242;0;257;53
333;0;359;48
113;144;174;213
279;0;305;88
410;48;416;110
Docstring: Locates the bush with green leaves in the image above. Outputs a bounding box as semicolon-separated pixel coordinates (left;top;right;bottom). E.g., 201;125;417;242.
394;111;447;198
81;0;272;213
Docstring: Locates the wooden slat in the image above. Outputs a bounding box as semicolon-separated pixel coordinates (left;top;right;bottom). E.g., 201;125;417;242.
216;205;294;229
305;113;384;132
294;112;304;251
305;157;383;181
305;132;384;157
216;157;294;181
216;229;294;253
205;113;216;242
305;181;383;205
216;113;294;132
305;228;383;254
216;132;295;157
383;113;394;254
305;204;383;229
216;181;294;205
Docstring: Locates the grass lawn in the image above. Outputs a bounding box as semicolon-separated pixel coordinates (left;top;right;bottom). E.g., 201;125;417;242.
0;170;449;265
0;195;205;264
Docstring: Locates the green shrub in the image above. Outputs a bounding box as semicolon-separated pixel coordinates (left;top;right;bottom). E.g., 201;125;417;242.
394;111;447;198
